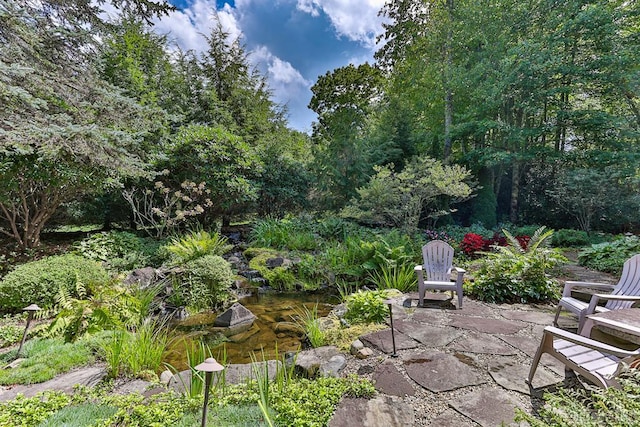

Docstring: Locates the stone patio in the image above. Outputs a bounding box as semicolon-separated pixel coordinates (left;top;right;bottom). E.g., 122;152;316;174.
329;292;587;426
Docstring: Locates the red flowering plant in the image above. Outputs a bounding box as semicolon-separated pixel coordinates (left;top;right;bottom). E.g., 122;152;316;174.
461;233;485;257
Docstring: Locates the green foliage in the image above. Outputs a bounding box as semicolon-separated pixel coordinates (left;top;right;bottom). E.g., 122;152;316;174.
218;374;375;427
516;370;640;426
341;157;473;232
0;254;109;312
0;314;25;347
74;231;167;271
0;336;102;385
368;263;417;293
293;304;325;348
165;229;233;264
246;248;297;291
551;229;591;247
119;319;169;377
344;289;400;324
250;218;318;251
174;255;234;310
38;403;118;426
74;231;142;267
0;391;72;427
578;236;640;275
469;168;497;228
467;227;566;303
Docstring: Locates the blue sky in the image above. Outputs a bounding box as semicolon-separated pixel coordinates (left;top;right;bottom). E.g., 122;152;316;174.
150;0;388;132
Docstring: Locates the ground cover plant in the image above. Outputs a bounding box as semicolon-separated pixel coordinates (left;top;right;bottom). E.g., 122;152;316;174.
465;227;566;303
578;235;640;275
516;370;640;426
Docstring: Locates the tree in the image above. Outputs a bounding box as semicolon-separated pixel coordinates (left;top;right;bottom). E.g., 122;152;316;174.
159;124;261;224
309;63;384;209
0;0;171;247
340;156;473;232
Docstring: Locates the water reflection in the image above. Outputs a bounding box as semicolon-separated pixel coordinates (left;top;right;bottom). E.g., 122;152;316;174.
165;292;334;369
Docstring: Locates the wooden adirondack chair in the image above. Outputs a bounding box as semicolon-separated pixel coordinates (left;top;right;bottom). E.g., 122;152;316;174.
527;326;640;389
553;254;640;332
414;240;465;309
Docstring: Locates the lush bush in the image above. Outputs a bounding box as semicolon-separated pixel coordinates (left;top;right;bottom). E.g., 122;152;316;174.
250;217;318;251
460;233;485;257
344;289;400;324
0;254;110;312
173;255;234;310
578;235;640;275
466;228;566;303
0;391;72;426
516;370;640;426
551;228;590;247
165;229;233;264
367;264;417;292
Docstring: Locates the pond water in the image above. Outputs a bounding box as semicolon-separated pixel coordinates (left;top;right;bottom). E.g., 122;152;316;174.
164;292;335;370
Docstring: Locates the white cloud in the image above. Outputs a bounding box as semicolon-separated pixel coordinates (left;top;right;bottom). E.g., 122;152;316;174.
151;0;243;53
251;45;312;94
295;0;387;48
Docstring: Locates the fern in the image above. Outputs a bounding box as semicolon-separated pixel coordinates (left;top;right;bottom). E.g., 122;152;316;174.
165;229;233;264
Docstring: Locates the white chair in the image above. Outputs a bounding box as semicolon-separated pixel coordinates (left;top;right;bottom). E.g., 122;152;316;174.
414;240;465;308
554;254;640;332
528;325;640;389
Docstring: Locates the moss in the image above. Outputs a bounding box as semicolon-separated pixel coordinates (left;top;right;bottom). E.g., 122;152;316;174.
245;247;296;291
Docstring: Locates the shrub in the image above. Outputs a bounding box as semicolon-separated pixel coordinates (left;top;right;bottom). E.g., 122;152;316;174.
174;255;234;311
74;231;141;264
165;229;233;264
0;254;109;312
460;233;485;257
578;235;640;275
367;263;417;292
551;228;590;247
344;289;400;324
515;370;640;426
466;227;566;303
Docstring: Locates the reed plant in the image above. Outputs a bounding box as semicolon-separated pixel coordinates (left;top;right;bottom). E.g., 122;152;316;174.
103;330;126;378
121;319;169;376
293;304;325;348
368;263;417;292
165;229;232;264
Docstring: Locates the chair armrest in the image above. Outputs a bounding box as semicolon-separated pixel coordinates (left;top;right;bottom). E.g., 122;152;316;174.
543;326;640;358
585;294;640;315
562;281;616;298
414;265;423;272
453;267;466;274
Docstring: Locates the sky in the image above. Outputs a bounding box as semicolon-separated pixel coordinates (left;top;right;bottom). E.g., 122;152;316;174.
149;0;389;132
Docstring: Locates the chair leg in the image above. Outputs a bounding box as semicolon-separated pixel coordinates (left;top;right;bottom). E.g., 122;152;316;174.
553;305;563;327
528;330;551;384
418;285;425;307
457;292;463;309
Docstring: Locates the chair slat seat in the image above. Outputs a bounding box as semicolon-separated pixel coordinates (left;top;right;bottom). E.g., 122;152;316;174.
528;326;640;389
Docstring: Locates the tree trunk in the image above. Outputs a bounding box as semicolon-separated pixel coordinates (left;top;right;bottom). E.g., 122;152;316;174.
509;161;520;223
443;0;454;161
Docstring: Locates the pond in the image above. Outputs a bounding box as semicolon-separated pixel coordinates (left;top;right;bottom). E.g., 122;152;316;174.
164;292;336;370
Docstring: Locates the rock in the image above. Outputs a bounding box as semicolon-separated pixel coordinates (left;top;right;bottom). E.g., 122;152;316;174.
350;339;364;355
320;355;346;377
214;303;256;327
449;388;524;427
294;346;341;378
356;348;374;359
124;267;158;287
265;257;284;268
372;361;415;396
159;370;173;385
113;379;154;395
329;396;415;427
404;350;485;392
4;358;25;369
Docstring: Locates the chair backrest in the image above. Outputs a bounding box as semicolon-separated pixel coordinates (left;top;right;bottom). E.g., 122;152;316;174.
609;254;640;310
421;240;454;282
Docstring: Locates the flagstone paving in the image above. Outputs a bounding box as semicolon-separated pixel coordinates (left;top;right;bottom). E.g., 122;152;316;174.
332;294;575;426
